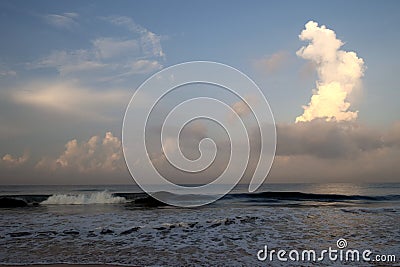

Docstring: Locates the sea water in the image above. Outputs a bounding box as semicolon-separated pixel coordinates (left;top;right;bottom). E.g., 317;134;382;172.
0;183;399;266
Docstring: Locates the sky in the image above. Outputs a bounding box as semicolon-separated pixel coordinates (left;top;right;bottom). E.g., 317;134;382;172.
0;0;400;185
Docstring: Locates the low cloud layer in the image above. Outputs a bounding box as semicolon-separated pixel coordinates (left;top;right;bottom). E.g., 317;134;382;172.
270;120;400;182
296;21;365;123
277;120;382;159
1;120;400;184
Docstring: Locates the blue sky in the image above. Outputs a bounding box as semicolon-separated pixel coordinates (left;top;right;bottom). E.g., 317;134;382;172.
1;1;399;124
1;1;399;184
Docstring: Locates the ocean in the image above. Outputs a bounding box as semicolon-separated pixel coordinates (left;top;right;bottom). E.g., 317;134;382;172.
0;183;399;266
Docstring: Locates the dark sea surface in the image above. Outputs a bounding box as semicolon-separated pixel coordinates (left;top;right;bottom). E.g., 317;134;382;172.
0;183;399;266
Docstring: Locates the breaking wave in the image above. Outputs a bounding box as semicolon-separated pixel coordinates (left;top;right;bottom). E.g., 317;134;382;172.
41;191;126;205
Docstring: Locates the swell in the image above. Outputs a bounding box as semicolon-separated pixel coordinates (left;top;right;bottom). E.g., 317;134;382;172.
128;191;400;206
1;190;399;208
224;191;400;202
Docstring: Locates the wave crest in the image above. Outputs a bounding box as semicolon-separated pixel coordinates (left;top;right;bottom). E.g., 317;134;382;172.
41;191;126;205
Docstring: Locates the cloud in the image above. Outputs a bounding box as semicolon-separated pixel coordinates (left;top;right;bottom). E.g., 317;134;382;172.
36;132;124;173
383;121;400;147
93;38;140;59
144;118;400;184
129;59;163;74
31;16;165;80
269;146;400;183
254;51;289;73
12;81;130;121
3;120;400;183
143;120;232;184
276;120;382;158
231;100;251;118
30;50;106;75
228;95;259;123
105;16;165;58
0;64;17;77
148;121;209;164
0;70;17;77
295;21;365;123
0;122;20;139
1;151;29;167
43;13;79;30
265;120;400;183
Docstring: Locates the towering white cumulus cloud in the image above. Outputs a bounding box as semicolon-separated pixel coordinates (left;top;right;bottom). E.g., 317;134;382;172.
295;21;365;123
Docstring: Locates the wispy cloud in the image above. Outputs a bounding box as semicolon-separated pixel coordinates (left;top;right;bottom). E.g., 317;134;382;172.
93;38;140;59
0;63;17;77
12;81;130;122
29;50;106;75
254;51;290;73
43;12;79;30
30;15;165;81
104;15;165;58
0;70;17;77
127;59;163;74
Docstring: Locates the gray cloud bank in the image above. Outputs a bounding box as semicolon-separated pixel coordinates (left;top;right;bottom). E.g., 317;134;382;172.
271;120;400;182
1;120;399;184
